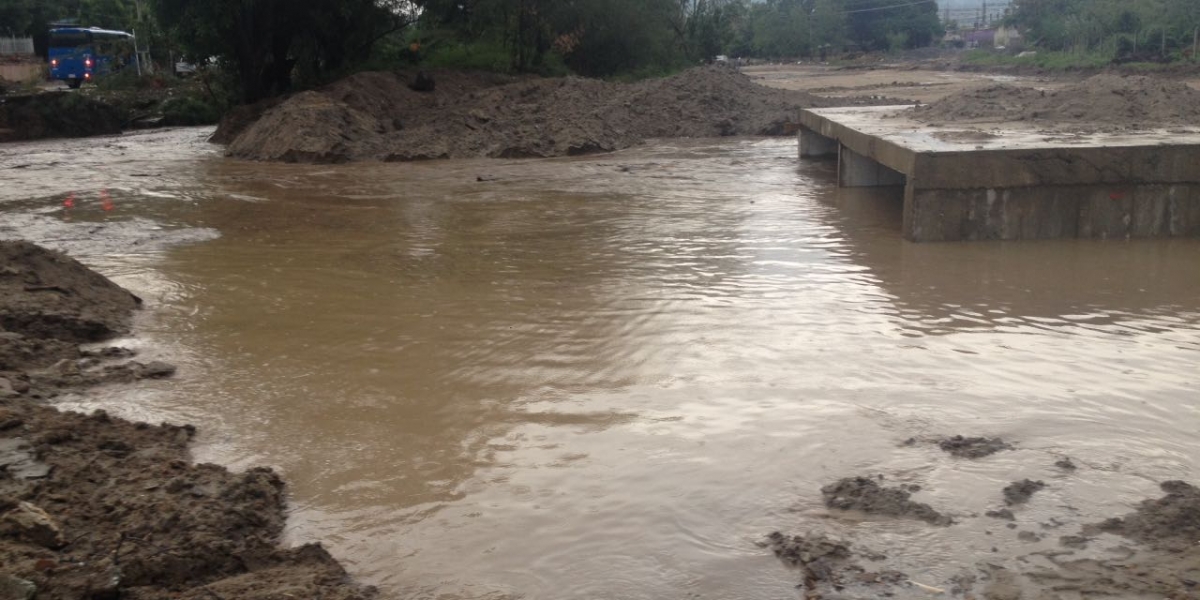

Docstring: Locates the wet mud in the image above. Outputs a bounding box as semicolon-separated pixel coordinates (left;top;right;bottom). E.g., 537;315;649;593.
0;241;373;600
821;476;952;526
764;531;905;599
778;472;1200;599
1002;479;1046;506
937;435;1012;459
1090;480;1200;552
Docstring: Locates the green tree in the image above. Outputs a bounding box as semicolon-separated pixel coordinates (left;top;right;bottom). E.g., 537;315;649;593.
153;0;409;102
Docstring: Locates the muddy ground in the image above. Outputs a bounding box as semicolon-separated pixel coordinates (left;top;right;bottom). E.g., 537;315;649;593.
0;240;374;600
218;65;900;163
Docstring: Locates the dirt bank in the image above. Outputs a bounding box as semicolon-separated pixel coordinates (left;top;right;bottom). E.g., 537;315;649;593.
906;74;1200;131
0;93;123;142
220;66;890;163
0;241;374;600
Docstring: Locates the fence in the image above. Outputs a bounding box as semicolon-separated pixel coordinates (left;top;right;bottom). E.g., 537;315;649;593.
0;37;35;56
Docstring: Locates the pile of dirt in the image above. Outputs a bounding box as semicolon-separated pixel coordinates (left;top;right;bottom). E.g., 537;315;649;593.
0;240;375;599
0;93;124;142
0;241;140;347
907;74;1200;131
821;476;952;526
221;66;865;163
1089;480;1200;552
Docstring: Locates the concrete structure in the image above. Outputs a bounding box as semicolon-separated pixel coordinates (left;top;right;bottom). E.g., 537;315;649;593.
799;106;1200;242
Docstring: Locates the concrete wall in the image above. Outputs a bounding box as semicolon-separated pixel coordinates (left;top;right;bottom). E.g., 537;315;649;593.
904;183;1200;242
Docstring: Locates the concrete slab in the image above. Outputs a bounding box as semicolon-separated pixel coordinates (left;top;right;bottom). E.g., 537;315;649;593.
799;106;1200;242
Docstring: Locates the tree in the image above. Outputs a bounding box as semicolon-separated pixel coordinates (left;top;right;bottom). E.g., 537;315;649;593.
153;0;410;102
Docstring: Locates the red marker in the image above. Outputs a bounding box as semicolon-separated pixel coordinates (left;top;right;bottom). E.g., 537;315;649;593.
101;190;114;212
63;194;75;209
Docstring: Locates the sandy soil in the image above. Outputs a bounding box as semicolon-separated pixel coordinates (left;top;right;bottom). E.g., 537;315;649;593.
0;241;374;600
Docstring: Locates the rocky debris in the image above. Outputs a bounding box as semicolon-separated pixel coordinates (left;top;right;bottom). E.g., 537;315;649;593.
906;74;1200;132
821;476;952;526
0;501;64;549
938;435;1012;459
221;66;893;163
0;575;35;600
1003;479;1046;505
1088;480;1200;552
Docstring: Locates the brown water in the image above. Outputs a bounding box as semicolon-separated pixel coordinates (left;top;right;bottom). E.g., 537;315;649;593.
3;128;1200;599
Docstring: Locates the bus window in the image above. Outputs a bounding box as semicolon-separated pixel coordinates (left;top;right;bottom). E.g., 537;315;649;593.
49;30;91;48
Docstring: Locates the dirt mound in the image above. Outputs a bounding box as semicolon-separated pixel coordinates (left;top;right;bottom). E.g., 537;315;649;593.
0;404;375;599
1089;480;1200;552
0;241;141;347
821;476;952;525
224;66;847;163
0;93;123;142
908;74;1200;131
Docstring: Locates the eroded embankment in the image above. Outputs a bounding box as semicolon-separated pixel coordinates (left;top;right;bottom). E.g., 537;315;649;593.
218;66;888;163
0;240;374;600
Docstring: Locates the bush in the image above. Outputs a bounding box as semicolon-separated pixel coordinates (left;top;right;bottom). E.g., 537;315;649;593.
425;41;514;73
97;68;176;91
160;95;221;126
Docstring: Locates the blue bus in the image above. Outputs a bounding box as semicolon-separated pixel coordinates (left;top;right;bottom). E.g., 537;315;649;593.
48;27;137;88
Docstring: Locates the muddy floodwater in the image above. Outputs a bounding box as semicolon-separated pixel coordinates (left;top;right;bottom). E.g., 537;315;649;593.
2;127;1200;599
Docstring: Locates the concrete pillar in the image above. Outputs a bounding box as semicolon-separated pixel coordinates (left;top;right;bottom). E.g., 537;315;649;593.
799;126;838;159
839;145;906;188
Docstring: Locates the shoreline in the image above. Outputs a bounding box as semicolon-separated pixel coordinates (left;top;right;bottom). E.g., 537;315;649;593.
0;240;377;599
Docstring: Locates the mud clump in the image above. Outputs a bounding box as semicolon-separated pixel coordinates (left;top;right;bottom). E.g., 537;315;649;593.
765;531;905;597
221;66;869;163
822;476;952;526
1003;479;1046;505
907;74;1200;132
0;241;140;347
0;92;123;142
938;435;1012;459
1089;480;1200;552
